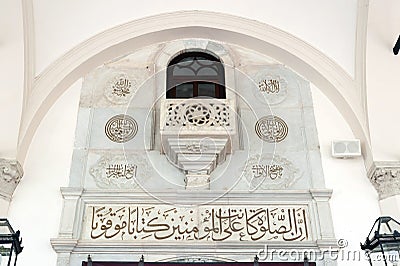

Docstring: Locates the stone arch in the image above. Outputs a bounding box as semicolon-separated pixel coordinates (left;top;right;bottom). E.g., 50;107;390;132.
18;11;371;168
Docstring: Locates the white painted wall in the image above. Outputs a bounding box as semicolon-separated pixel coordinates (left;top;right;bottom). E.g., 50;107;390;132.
7;79;82;266
380;195;400;220
0;0;24;158
33;0;357;76
366;0;400;161
311;85;381;265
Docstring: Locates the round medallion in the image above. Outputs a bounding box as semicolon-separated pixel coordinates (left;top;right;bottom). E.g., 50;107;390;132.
255;115;288;143
104;74;136;105
252;74;288;105
105;114;138;143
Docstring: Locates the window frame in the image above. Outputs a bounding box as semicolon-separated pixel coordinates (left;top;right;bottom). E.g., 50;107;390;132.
166;52;226;99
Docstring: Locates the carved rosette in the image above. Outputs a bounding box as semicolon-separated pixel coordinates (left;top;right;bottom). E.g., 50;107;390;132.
0;159;23;200
369;161;400;199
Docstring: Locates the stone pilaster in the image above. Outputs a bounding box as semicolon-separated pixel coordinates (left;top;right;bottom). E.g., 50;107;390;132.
368;161;400;200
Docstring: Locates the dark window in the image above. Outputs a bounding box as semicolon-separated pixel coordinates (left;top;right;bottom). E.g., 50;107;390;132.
166;52;226;99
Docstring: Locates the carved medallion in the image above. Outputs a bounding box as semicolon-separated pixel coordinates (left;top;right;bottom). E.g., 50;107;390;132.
104;74;136;105
258;79;280;93
184;103;212;126
255;115;288;143
89;153;152;189
105;114;138;143
242;154;301;190
253;74;288;105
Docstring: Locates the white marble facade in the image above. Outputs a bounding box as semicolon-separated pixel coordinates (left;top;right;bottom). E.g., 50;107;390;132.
51;39;337;265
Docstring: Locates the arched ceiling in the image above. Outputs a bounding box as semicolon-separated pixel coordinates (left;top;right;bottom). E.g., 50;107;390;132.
16;11;371;167
1;0;399;173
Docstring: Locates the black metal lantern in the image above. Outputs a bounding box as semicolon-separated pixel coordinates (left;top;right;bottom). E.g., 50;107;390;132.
361;216;400;266
0;219;23;266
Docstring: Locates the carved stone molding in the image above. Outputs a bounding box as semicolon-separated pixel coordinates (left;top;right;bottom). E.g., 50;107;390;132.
160;98;237;188
368;161;400;200
0;159;23;200
165;138;229;189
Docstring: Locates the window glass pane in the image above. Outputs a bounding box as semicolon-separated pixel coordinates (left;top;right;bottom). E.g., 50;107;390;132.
167;52;226;99
198;83;216;98
197;66;218;76
175;83;194;98
172;66;195;76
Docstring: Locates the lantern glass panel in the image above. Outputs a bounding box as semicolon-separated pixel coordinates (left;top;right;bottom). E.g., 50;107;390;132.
0;243;16;266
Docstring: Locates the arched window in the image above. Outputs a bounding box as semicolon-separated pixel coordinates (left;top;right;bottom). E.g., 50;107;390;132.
166;52;226;99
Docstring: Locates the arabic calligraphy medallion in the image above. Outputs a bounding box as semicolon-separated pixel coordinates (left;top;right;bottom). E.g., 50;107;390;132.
252;73;288;105
104;73;136;105
105;114;138;143
255;115;288;143
242;154;300;190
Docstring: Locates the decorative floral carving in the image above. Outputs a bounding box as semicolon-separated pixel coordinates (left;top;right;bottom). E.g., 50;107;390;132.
165;101;230;127
0;159;23;183
105;114;138;143
0;159;23;199
369;162;400;199
255;116;288;143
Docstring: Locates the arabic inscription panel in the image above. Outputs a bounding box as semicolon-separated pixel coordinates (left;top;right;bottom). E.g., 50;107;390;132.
83;204;311;242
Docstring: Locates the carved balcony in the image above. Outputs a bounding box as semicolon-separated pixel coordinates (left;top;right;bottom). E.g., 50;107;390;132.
160;99;238;188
